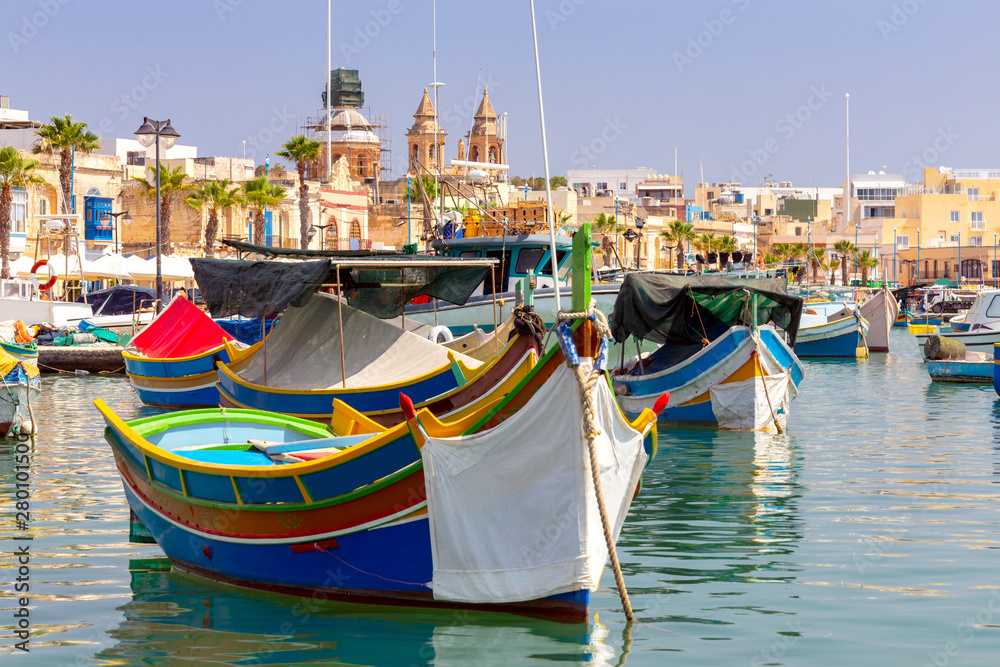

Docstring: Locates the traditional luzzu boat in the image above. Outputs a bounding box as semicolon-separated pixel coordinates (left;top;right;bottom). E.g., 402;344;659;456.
0;340;38;365
123;295;262;408
793;300;869;358
609;273;804;430
0;347;39;436
95;231;661;621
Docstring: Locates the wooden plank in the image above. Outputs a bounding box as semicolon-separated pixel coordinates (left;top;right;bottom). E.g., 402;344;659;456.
572;223;592;313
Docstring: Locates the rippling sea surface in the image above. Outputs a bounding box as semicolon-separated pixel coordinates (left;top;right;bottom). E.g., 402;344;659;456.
3;327;1000;665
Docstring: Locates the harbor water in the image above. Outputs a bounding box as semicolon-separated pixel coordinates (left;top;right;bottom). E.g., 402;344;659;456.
2;327;999;665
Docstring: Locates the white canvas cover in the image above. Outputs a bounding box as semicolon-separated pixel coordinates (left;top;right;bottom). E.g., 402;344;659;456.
420;361;649;604
709;370;791;431
241;293;481;389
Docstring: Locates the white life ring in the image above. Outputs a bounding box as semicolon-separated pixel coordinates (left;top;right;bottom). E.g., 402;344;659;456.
30;259;58;291
428;325;453;344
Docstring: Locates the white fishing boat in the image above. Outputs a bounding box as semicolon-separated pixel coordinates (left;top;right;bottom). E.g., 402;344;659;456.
913;289;1000;354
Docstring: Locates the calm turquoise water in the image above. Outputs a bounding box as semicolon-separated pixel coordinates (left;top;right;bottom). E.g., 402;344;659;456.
3;327;1000;665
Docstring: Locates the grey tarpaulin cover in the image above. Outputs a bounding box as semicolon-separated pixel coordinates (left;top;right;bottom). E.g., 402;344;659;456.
338;261;491;319
609;273;803;347
191;258;331;318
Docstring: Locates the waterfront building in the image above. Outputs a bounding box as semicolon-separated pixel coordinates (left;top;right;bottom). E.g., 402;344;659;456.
567;168;658;201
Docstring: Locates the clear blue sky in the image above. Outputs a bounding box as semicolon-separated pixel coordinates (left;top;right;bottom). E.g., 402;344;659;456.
3;0;998;192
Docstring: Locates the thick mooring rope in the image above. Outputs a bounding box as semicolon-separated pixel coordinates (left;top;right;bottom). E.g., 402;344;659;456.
556;304;634;622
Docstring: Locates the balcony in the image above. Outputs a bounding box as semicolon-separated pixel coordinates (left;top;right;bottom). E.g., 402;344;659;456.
971;221;985;231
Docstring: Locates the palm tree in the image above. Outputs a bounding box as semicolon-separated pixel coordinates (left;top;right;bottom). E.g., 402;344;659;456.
828;256;842;284
658;220;695;269
33;114;99;253
241;176;286;245
0;146;40;279
133;164;191;256
834;239;856;286
276;135;321;250
592;212;622;233
857;249;879;286
807;247;826;283
185;179;245;257
763;252;782;266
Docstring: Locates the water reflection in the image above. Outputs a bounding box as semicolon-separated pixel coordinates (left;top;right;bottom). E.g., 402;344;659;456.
93;559;612;666
618;426;803;625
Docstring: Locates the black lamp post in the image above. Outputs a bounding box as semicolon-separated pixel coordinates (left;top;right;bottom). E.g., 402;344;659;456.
310;223;336;251
635;217;645;269
102;210;132;254
133;117;180;312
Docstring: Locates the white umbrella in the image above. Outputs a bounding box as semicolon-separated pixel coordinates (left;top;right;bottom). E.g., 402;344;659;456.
88;253;133;280
7;255;36;276
14;254;97;279
128;255;194;281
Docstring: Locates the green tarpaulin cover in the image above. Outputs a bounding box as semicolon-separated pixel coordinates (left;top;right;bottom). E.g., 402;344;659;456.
609;273;804;346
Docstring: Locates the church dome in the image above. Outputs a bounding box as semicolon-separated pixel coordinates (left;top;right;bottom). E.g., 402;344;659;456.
311;107;380;145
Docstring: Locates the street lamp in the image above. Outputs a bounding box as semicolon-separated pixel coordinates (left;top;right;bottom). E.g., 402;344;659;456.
635;216;645;270
310;223;335;251
134;117;180;312
893;226;897;286
101;210;132;255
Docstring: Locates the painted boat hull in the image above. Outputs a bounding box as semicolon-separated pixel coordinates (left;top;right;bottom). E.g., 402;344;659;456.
0;341;38;364
0;364;39;436
125;341;260;409
925;358;992;383
794;314;867;357
98;325;656;621
859;288;900;353
612;326;803;428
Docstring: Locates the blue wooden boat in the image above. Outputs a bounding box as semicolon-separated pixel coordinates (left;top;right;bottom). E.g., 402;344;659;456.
96;313;659;621
0;340;38;365
609;273;804;430
123;295;262;408
795;301;869;358
0;347;39;436
925;353;992;383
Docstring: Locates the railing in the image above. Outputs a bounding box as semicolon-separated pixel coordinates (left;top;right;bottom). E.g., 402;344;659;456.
971;221;985;230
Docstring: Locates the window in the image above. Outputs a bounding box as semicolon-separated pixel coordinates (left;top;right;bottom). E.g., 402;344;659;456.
950;235;961;243
12;189;26;233
619;182;627;190
961;259;982;279
794;226;802;236
993;260;1000;278
458;250;480;258
596;182;608;191
514;247;546;274
39;197;47;215
968;187;980;201
987;294;1000;319
538;249;568;276
971;211;984;230
950;211;959;223
896;235;909;248
350;219;361;239
933;260;938;278
970;235;983;246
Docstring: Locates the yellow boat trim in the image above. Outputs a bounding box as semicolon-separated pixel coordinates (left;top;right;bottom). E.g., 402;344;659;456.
122;336;260;364
230;476;243;505
293;476;313;503
94;398;484;477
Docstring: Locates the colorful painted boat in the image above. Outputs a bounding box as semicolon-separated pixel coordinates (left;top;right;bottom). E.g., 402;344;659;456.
609;273;804;430
795;302;869;358
123;295;261;408
216;294;489;419
96;315;659;621
0;348;39;436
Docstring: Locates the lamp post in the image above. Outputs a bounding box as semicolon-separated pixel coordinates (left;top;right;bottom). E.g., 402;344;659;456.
893;226;897;286
406;172;414;249
635;216;645;270
310;223;335;252
957;231;961;284
133;117;180;312
101;210;132;255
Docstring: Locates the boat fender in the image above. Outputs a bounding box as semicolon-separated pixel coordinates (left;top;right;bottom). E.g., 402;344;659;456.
29;259;58;291
428;325;453;344
14;320;32;343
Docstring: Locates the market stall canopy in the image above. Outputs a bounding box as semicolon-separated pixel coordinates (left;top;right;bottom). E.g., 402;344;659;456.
931;277;957;287
609;273;804;347
88;253;134;280
13;254;98;279
128;255;195;281
192;256;497;320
